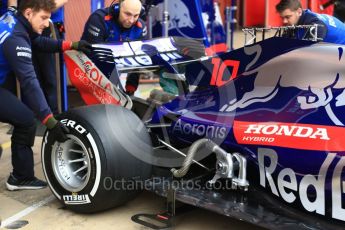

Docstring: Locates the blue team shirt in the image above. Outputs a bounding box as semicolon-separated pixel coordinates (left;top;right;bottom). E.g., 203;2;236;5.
81;7;146;43
297;9;345;44
0;11;63;120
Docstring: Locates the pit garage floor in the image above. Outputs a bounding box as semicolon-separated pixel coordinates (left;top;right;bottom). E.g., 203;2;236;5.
0;31;267;229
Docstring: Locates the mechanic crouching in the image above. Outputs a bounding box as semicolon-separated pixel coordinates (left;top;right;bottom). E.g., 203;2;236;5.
81;0;146;96
0;0;91;190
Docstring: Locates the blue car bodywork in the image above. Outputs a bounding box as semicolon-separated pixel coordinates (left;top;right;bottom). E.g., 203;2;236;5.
65;35;345;229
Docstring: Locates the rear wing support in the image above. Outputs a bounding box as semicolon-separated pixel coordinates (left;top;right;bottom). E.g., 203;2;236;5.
243;24;321;46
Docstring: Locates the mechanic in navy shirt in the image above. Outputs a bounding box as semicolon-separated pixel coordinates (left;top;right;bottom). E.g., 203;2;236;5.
81;0;147;95
0;0;90;190
276;0;345;44
7;0;68;114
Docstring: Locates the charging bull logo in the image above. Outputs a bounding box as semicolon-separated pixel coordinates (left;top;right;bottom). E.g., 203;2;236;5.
153;0;195;30
220;44;345;126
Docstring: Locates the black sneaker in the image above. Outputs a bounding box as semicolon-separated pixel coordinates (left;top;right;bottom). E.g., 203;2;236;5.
6;173;47;191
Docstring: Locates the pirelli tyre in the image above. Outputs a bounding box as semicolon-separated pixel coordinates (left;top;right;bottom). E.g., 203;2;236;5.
41;105;152;213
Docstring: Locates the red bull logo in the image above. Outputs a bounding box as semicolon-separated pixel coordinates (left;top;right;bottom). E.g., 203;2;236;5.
152;0;195;30
258;148;345;221
220;44;345;126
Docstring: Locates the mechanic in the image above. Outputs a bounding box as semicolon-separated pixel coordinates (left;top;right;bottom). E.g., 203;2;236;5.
276;0;345;44
0;0;91;190
7;0;68;114
81;0;146;96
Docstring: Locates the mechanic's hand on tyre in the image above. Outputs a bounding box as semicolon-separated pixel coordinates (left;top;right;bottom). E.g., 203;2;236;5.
72;40;92;54
49;121;70;143
45;116;70;143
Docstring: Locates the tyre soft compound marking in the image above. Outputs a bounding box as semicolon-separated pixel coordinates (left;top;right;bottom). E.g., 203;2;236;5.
86;133;101;197
0;195;55;228
41;132;61;200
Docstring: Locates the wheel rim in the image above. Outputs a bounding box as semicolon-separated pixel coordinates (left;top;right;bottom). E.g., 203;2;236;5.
51;134;91;192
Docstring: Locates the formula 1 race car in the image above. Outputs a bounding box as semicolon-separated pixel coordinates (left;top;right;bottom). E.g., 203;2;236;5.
41;26;345;229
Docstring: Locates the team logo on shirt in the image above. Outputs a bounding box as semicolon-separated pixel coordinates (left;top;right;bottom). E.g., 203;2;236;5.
16;46;32;58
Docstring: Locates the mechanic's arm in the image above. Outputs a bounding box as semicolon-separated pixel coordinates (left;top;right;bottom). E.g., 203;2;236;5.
31;35;62;52
2;35;69;142
81;13;108;44
2;35;52;121
139;20;148;40
32;35;91;54
125;20;147;95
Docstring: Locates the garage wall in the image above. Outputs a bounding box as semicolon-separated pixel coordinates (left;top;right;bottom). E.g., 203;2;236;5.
243;0;266;27
64;0;120;41
266;0;283;27
104;0;118;7
64;0;91;41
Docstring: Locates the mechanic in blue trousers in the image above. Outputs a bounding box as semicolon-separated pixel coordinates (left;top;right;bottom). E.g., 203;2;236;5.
81;0;147;96
0;0;91;190
276;0;345;44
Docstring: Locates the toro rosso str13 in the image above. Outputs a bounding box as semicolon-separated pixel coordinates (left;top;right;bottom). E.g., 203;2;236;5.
41;27;345;229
